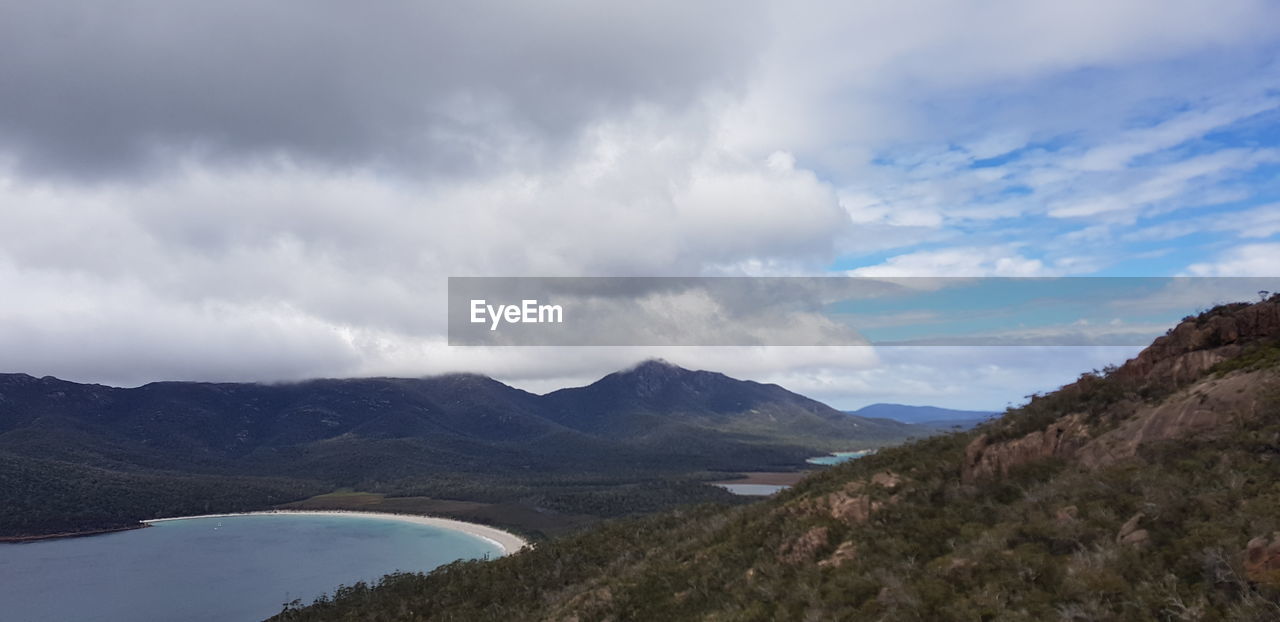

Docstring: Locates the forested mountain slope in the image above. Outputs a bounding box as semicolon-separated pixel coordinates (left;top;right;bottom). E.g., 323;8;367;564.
0;362;913;538
850;403;997;427
275;296;1280;621
543;360;912;452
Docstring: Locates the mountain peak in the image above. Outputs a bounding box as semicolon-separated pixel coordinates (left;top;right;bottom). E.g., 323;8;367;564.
604;359;701;399
623;358;687;375
424;372;502;385
1113;295;1280;385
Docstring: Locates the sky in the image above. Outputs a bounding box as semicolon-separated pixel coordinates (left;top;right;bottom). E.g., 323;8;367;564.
1;1;1278;410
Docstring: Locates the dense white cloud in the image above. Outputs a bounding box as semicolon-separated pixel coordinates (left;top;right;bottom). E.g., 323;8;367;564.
0;0;766;179
1;0;1277;407
1185;244;1280;277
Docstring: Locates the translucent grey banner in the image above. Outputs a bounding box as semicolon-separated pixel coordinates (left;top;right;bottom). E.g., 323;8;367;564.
447;277;1280;346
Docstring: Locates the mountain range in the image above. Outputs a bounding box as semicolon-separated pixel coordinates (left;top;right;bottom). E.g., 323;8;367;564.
0;359;916;538
848;403;997;429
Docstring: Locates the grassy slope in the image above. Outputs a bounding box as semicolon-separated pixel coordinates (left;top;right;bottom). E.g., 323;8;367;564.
274;393;1280;621
272;314;1280;621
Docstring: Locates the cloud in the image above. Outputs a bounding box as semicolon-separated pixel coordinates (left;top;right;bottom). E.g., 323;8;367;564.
0;113;856;383
1185;244;1280;276
848;246;1052;277
0;258;361;385
1046;148;1280;219
1121;203;1280;243
1;0;1278;411
0;0;765;179
766;346;1144;411
1063;98;1278;172
722;0;1280;158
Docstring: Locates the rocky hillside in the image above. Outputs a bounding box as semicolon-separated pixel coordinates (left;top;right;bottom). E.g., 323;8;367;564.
274;297;1280;621
965;297;1280;479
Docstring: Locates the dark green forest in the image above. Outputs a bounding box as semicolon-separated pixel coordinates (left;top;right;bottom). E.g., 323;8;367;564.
0;360;916;539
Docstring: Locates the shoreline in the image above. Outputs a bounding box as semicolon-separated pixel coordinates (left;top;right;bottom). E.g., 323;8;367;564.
0;523;148;544
805;449;876;465
707;471;812;486
143;510;530;555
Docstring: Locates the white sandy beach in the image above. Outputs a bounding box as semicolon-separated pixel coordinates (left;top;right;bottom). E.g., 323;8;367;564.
143;510;529;555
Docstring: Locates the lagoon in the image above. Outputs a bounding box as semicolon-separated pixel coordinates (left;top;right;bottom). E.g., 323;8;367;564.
0;513;505;622
713;483;788;496
805;449;875;466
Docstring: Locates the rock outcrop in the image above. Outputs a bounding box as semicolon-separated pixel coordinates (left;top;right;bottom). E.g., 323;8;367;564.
1074;369;1277;468
1054;505;1078;523
818;541;858;568
1113;298;1280;385
779;526;831;565
962;414;1090;482
962;298;1280;482
1116;513;1149;547
828;490;879;524
815;471;902;523
1244;533;1280;586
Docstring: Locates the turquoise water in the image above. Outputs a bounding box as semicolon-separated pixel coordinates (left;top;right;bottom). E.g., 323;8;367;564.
805;449;875;466
0;514;502;622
